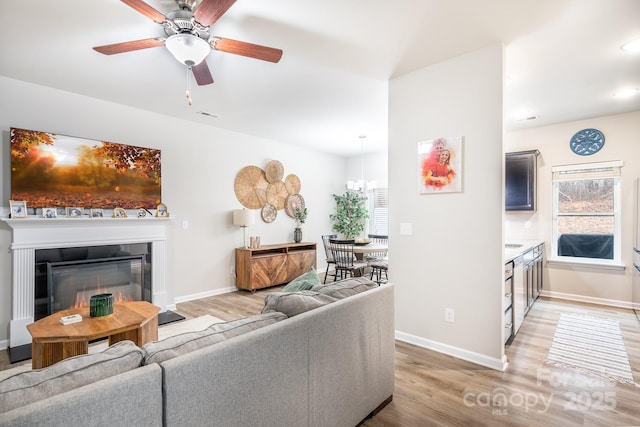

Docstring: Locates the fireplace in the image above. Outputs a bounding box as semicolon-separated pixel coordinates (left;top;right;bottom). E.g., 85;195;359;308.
1;216;171;353
35;243;153;321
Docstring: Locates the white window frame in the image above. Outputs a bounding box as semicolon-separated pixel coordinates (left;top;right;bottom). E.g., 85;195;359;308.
549;160;624;270
367;187;388;236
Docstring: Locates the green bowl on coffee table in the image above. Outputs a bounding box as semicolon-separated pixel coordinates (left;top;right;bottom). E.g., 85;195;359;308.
90;293;114;317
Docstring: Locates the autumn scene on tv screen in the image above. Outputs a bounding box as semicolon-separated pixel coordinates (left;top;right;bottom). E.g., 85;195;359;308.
10;128;161;209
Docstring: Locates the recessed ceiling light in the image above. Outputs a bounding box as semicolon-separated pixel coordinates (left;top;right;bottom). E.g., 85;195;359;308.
613;87;639;98
621;38;640;52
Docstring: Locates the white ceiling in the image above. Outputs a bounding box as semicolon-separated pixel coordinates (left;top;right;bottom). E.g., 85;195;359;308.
0;0;638;156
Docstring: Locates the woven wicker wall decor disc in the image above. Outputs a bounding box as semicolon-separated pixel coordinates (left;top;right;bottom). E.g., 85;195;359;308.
266;181;288;210
234;166;269;209
261;204;277;223
265;160;284;184
284;174;301;195
285;193;305;218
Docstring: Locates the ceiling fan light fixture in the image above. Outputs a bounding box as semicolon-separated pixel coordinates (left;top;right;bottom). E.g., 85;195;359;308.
165;33;210;66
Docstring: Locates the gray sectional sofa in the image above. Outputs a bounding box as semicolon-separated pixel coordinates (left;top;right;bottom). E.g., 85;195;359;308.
0;278;395;427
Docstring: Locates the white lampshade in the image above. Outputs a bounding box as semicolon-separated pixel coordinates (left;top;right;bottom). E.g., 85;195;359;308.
233;209;255;227
165;34;211;66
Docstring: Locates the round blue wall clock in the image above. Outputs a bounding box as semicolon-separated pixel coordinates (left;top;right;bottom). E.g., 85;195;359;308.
569;128;605;156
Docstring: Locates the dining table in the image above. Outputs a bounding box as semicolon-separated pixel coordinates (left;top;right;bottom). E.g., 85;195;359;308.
352;242;388;260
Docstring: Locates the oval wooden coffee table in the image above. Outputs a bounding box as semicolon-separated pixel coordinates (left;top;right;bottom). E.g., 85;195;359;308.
27;301;160;369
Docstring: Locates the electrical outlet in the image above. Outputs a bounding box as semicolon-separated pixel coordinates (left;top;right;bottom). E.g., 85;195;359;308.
445;308;455;323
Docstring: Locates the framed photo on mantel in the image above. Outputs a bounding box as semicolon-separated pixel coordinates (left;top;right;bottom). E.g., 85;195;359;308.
156;203;169;218
9;200;28;218
112;208;127;218
42;207;57;219
66;207;84;218
90;208;104;218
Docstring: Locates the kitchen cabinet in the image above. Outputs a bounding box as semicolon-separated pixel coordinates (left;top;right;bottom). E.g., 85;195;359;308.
505;150;539;211
503;261;514;344
235;242;317;292
512;256;525;337
504;242;544;344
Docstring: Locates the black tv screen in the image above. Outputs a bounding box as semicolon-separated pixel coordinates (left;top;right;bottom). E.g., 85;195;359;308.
10;127;161;210
505;151;537;211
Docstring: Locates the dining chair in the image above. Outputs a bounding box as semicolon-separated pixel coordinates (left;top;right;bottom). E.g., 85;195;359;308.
367;234;389;284
328;239;368;281
321;234;338;283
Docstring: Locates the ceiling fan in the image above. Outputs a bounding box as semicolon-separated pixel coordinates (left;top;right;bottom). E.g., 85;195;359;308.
93;0;283;86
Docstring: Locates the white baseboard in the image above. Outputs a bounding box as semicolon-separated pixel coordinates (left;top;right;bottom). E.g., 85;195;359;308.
540;290;633;310
173;286;237;305
0;339;7;351
395;330;507;372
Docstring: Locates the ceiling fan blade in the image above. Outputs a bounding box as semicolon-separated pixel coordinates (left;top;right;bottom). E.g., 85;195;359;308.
192;61;214;85
194;0;237;27
93;38;165;55
211;37;283;63
121;0;167;23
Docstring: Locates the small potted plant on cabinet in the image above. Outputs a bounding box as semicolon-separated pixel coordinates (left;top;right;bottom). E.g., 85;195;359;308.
294;207;308;243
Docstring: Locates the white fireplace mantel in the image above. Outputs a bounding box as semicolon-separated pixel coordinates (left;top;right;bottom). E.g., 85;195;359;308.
2;216;172;348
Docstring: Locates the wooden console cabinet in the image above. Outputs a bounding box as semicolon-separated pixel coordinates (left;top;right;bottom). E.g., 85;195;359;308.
235;242;317;291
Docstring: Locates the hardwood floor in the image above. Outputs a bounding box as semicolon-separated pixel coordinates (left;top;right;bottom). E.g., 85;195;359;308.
361;298;640;426
2;289;639;426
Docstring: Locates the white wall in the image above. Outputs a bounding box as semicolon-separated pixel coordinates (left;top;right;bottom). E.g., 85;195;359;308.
0;76;346;346
506;110;640;305
389;45;506;369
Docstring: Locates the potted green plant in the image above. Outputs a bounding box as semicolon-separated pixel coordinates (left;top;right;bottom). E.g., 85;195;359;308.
330;189;369;240
293;207;308;243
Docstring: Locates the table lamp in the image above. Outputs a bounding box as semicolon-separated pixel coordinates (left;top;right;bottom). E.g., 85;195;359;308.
233;209;255;248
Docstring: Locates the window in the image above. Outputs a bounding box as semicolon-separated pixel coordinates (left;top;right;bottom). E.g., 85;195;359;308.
368;187;388;235
551;161;622;267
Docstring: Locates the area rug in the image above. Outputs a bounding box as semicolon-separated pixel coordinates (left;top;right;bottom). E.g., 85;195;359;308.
544;312;635;384
0;315;223;381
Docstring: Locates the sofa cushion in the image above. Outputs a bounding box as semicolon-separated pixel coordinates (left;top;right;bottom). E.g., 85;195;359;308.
262;291;337;317
0;340;144;414
311;277;379;299
142;312;287;364
282;267;321;293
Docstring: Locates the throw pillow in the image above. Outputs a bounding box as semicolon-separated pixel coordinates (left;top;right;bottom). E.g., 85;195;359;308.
0;340;144;414
282;267;321;293
142;312;287;365
262;291;336;317
311;277;378;299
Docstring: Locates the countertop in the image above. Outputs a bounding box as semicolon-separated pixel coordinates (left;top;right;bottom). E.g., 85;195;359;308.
504;239;544;263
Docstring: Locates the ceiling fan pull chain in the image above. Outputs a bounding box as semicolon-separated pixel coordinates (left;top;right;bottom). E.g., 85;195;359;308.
186;66;193;106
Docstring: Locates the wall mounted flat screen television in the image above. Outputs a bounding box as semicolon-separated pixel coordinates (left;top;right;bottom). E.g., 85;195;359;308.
505;150;538;211
10;127;161;210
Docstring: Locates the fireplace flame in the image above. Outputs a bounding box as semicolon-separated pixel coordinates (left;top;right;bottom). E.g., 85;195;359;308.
73;285;133;308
